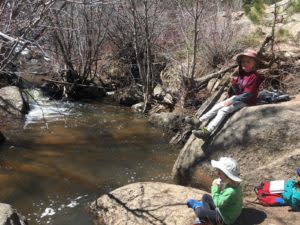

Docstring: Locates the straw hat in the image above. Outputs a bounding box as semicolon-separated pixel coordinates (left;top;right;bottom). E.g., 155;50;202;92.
236;49;259;65
211;157;242;182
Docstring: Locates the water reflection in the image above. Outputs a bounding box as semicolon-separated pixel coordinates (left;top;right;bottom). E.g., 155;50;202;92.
0;90;177;225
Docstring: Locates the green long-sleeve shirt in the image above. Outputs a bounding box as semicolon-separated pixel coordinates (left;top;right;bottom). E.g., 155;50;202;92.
211;184;243;225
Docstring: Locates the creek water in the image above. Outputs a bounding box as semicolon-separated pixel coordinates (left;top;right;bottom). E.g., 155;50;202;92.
0;89;178;225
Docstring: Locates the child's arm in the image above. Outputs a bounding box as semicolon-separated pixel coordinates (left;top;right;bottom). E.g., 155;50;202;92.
230;74;261;104
211;185;235;209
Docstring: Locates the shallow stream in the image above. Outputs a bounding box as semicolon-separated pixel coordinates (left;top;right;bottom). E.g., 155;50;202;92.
0;89;178;225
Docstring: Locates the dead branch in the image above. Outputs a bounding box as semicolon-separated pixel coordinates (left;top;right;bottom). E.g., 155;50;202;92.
41;78;105;89
194;64;237;88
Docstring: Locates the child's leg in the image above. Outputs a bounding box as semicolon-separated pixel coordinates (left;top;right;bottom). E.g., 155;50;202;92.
194;207;222;225
206;101;246;133
202;194;216;210
199;101;225;122
199;96;237;122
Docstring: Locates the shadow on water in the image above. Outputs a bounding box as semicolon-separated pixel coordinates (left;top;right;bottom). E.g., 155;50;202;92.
0;91;178;225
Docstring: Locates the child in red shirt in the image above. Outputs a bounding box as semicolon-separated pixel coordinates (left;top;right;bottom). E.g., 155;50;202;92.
191;49;262;139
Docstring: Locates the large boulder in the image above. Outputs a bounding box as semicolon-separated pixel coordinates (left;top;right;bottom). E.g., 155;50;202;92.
89;182;300;225
114;85;143;106
89;182;206;225
0;86;28;118
0;203;27;225
173;95;300;194
148;112;182;132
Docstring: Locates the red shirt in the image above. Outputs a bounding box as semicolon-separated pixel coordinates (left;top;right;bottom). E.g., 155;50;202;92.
234;71;262;105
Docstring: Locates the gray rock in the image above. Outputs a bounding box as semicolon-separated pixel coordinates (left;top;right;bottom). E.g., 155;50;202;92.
90;182;206;225
0;203;27;225
153;84;165;98
114;85;143;106
131;102;144;113
0;86;27;118
173;95;300;193
148;112;181;132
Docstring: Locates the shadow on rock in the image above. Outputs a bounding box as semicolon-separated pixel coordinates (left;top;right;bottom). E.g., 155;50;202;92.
234;207;266;225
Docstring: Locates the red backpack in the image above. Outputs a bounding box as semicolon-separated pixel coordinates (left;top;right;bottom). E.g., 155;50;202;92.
254;181;286;206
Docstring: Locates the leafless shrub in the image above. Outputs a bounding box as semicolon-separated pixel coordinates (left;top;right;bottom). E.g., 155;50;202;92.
47;1;111;84
0;0;56;73
199;11;244;68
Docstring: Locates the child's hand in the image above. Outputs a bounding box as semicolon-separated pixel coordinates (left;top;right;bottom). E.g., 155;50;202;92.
230;78;237;85
212;178;221;186
223;100;232;106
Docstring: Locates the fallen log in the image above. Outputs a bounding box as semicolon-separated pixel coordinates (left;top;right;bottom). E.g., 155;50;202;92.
169;124;193;145
195;75;230;118
42;78;105;89
170;74;230;145
194;64;237;88
257;35;272;57
193;34;272;90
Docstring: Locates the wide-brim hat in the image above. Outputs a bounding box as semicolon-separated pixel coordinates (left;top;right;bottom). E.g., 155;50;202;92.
211;157;242;182
236;49;260;65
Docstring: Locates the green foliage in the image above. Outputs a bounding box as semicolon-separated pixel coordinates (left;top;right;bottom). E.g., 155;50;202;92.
276;28;291;41
243;0;266;24
287;0;300;13
236;28;262;47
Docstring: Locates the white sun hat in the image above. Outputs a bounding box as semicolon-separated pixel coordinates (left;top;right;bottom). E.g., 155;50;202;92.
211;157;242;182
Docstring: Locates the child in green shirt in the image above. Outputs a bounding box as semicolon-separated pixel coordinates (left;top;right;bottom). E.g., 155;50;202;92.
186;157;243;225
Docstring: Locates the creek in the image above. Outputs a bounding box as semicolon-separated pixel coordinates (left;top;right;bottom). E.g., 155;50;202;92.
0;89;178;225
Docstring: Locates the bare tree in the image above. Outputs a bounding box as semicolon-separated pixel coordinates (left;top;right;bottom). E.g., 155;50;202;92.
47;0;110;85
0;0;57;73
172;0;209;107
105;0;166;112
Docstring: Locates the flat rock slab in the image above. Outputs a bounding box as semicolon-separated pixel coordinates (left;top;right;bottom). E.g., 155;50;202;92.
173;95;300;193
90;182;300;225
90;182;207;225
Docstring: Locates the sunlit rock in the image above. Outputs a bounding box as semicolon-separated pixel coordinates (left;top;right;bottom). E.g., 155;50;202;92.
0;86;28;119
90;182;207;225
173;95;300;194
0;203;27;225
148;112;182;132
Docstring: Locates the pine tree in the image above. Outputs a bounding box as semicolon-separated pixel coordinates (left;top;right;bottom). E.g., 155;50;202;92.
243;0;266;24
241;0;300;53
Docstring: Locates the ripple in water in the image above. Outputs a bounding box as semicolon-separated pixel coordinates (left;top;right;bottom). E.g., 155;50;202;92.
29;194;88;224
24;89;75;127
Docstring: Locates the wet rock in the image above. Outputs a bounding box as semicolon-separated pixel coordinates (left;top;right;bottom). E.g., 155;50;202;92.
0;203;27;225
114;85;143;106
70;85;106;100
89;182;206;225
0;86;28;118
131;102;144;113
148;112;182;132
40;82;63;100
173;95;300;194
0;132;5;144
